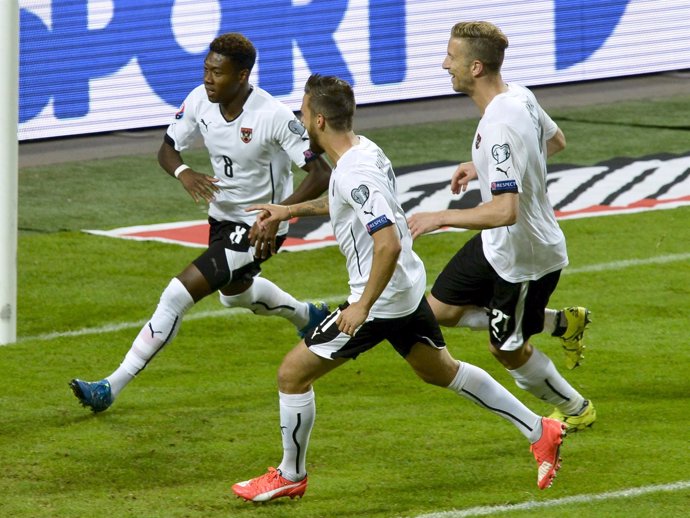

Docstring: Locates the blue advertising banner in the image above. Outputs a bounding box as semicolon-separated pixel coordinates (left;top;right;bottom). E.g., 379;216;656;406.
19;0;690;140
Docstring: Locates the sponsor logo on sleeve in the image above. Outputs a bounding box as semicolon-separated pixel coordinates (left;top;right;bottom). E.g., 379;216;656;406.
495;165;511;177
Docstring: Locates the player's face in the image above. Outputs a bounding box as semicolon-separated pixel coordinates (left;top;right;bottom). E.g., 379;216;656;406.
301;94;325;155
442;38;474;94
203;51;246;104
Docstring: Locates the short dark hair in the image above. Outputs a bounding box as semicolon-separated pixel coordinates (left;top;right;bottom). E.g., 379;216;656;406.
451;21;509;73
304;74;355;131
209;33;256;72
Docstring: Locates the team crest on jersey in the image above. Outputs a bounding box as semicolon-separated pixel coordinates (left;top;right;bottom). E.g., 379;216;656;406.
240;127;253;143
475;133;481;149
288;119;307;137
174;102;185;120
351;184;370;205
491;143;511;163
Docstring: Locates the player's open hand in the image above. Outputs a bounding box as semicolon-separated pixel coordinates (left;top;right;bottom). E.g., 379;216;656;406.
451;161;477;194
177;169;220;203
246;203;291;228
407;212;441;239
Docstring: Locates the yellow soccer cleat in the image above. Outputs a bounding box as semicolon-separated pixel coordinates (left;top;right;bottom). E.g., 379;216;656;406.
549;400;597;433
557;307;592;369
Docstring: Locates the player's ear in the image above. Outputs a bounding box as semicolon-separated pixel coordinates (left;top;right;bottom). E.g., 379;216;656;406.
316;113;326;130
238;68;250;82
471;60;484;77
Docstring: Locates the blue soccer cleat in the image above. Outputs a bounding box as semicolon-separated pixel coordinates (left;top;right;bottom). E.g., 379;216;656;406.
69;378;113;413
297;301;329;338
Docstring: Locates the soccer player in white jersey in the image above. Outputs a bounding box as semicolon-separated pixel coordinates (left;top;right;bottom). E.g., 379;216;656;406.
230;74;567;502
69;33;332;413
407;22;596;433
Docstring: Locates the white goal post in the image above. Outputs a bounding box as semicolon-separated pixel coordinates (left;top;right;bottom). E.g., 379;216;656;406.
0;1;19;345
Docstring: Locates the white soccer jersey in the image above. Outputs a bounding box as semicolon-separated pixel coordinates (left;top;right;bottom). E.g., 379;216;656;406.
166;84;315;233
329;136;427;318
471;83;569;282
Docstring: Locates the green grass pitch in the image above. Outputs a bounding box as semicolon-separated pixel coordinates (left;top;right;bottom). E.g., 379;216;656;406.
5;92;690;517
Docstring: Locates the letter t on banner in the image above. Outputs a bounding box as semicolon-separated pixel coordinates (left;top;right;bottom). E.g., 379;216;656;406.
1;1;18;344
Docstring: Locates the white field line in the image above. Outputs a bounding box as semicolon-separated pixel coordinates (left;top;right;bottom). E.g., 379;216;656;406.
16;252;690;344
412;480;690;518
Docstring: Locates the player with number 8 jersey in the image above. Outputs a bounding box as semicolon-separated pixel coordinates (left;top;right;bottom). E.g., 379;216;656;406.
69;33;332;414
168;79;318;234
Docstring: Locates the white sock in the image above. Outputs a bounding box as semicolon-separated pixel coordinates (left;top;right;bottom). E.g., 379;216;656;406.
543;308;559;334
508;347;585;415
219;277;310;328
277;389;315;482
106;278;194;398
456;307;489;331
448;361;542;442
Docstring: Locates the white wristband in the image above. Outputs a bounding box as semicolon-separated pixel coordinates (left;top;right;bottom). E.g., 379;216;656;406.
173;164;190;178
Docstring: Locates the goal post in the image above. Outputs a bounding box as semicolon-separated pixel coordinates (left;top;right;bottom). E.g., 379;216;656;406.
0;1;19;345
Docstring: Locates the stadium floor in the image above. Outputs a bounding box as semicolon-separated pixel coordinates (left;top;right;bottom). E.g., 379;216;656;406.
19;71;689;169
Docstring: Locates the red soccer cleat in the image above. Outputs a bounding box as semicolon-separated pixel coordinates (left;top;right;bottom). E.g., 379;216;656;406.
232;467;308;502
530;417;567;489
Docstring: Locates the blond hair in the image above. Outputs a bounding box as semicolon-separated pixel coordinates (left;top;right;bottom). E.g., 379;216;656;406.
450;21;509;73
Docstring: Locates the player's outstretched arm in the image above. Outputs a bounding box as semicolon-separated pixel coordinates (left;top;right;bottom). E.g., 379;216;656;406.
407;211;444;239
157;140;219;204
247;197;330;227
247;197;329;255
246;203;292;231
408;192;518;239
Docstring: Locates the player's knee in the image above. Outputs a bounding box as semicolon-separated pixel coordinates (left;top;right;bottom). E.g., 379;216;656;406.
488;344;511;368
489;341;529;370
409;352;458;387
428;297;462;327
219;284;253;308
277;364;311;393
